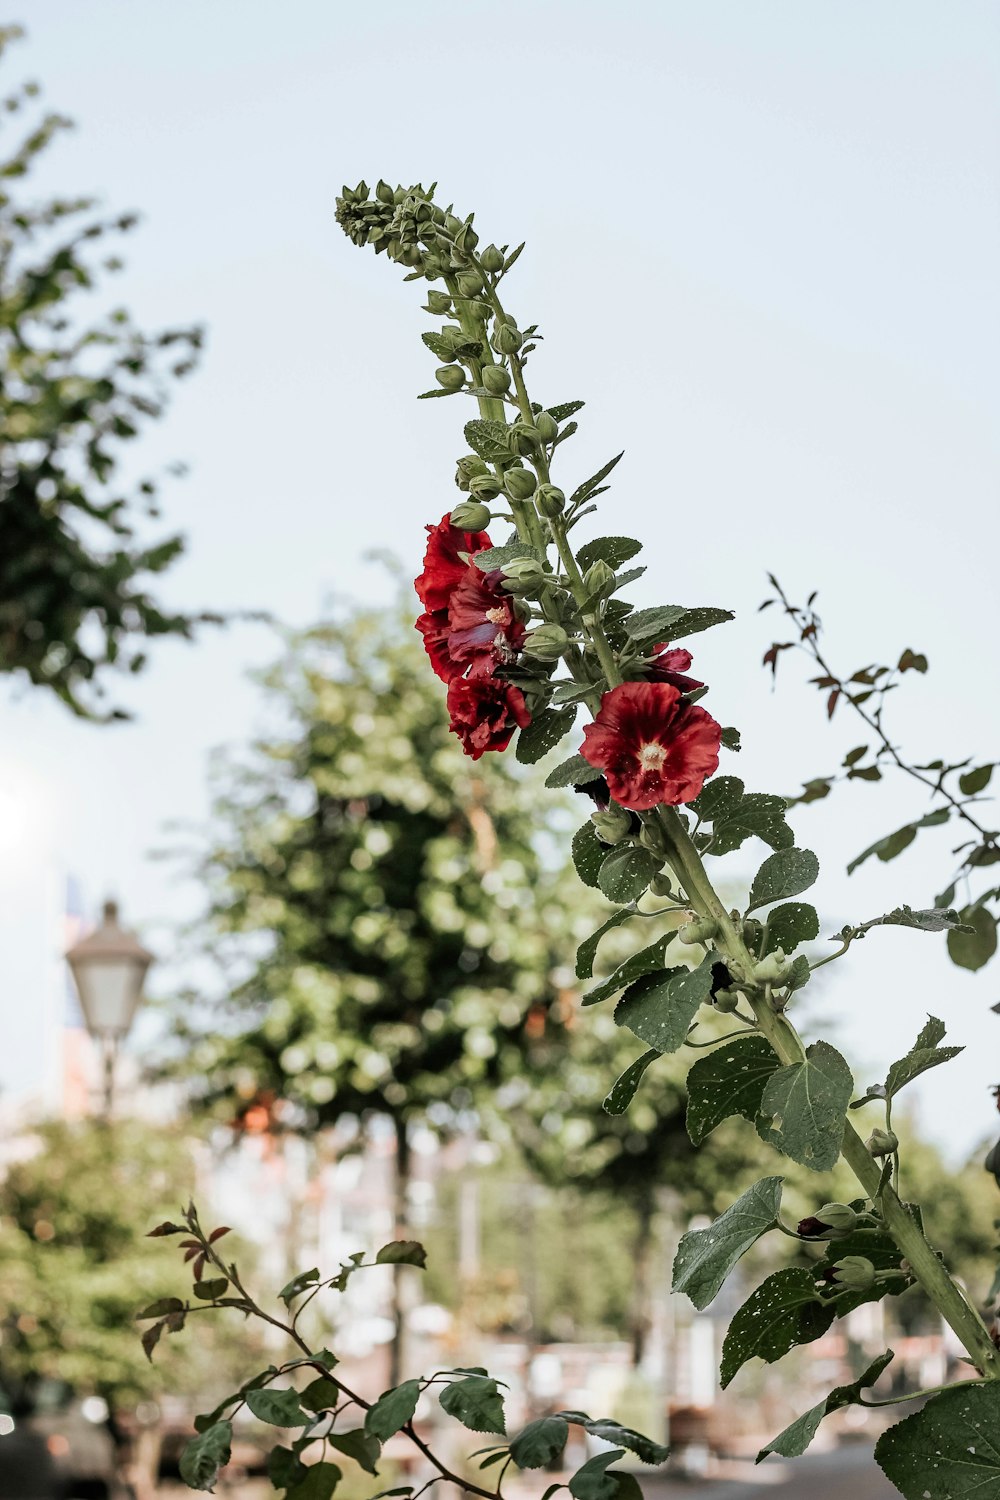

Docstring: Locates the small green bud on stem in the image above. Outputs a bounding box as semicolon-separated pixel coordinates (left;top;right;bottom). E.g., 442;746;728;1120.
867;1128;899;1159
481;365;511;395
534;411;559;444
456;454;489;489
425;290;452;314
436;365;466;391
713;988;740;1013
493;321;523;355
827;1255;876;1290
678;916;719;946
592;807;633;845
450;501;492;531
649;872;674;898
752;949;792;986
480;244;504;274
535;484;565;517
522;624;569;661
504;468;538;501
469;473;503;501
582;559;616;599
638;821;669;858
501;558;546;595
798;1203;859;1239
456;269;484;297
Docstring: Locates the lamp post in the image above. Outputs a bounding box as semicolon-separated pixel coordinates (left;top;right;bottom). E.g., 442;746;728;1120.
65;898;154;1117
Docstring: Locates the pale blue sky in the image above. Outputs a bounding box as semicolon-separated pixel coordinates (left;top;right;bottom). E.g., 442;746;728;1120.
1;2;998;1155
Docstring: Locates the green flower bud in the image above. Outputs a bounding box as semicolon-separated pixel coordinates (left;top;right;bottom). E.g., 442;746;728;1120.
436;365;466;392
649;873;674;898
828;1255;876;1290
638;821;669;858
798;1203;859;1239
505;468;538;501
456;269;484;298
534;411;559;444
375;179;395;204
500;558;546;595
455;455;490;489
493;322;523;355
866;1128;899;1159
400;243;423;269
480;244;504;274
752;949;792;986
469;473;503;501
583;559;616;598
456;222;479;254
592;807;632;845
510;421;542;456
522;624;569;661
742;918;764;952
535;484;566;517
713;988;740;1013
481;365;511;395
450;500;491;531
425;291;452;315
678;917;718;946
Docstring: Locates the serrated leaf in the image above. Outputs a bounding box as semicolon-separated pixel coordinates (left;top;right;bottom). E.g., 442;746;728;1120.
763;902;819;955
672;1177;783;1310
875;1382;1000;1497
948;905;998;971
268;1444;305;1488
568;1450;624;1500
747;848;819;912
612;566;646;591
510;1415;569;1468
375;1240;427;1267
686;1035;780;1145
720;1268;834;1388
692;776;744;824
545;754;603;789
245;1386;310;1428
870;905;972;933
179;1421;233;1490
279;1267;319;1306
576;908;639;979
575;536;643;572
884;1015;963;1099
569;453;623;509
474;541;538;572
597;845;662;903
624;604;735;644
584;935;674;1005
301;1377;340;1414
603;1048;661;1115
577;1419;669;1466
756;1041;853;1172
721;726;742;751
439;1375;506;1436
517;708;577;764
760;1352;893;1463
572;823;605;888
546;400;585;422
615;954;714;1053
326;1428;381;1475
464;417;511;462
365;1380;420;1441
710;794;794;856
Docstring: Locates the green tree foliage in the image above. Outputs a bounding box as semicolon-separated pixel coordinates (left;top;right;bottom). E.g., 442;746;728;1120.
0;26;207;718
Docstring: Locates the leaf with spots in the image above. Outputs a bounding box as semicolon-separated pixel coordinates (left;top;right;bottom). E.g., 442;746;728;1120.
614;954;714;1054
759;1352;894;1462
597;845;662;904
875;1381;1000;1497
720;1267;834;1388
583;934;675;1005
756;1041;853;1172
685;1035;780;1145
603;1048;660;1115
747;848;820;913
572;823;605;888
672;1176;783;1310
762;902;819;956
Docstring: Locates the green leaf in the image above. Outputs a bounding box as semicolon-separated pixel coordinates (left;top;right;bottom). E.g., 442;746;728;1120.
326;1429;381;1475
193;1277;228;1300
301;1377;340;1414
439;1375;506;1436
375;1240;427;1267
883;1015;963;1099
875;1384;1000;1498
603;1049;660;1115
685;1036;780;1145
287;1462;342;1500
576;1419;669;1466
545;754;603;790
572;823;605;888
672;1176;783;1310
720;1268;833;1389
692;776;744;824
179;1421;233;1490
960;763;994;795
268;1444;305;1488
364;1380;421;1441
710;794;793;856
136;1296;185;1320
510;1415;569;1468
784;953;811;993
575;536;642;572
870;905;972;933
747;848;819;912
464;417;511;462
948;905;998;971
576;908;639;979
568;1450;624;1500
760;1352;893;1462
474;541;539;572
762;902;819;955
756;1040;853;1172
583;935;674;1005
847;808;950;875
569;453;624;509
615;954;715;1053
597;845;662;903
624;605;734;645
720;726;741;752
517;708;577;765
245;1386;310;1428
279;1267;319;1306
546;400;585;422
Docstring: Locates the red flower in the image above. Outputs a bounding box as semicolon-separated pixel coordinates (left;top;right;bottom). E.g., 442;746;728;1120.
446;675;531;760
414;513;491;613
446;567;526;678
580;681;721;810
647;643;704;695
415;609;461;683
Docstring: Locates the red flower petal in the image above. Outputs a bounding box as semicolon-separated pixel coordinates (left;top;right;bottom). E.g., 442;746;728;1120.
446;675;531;760
647;642;704;695
415;609;462;682
580;680;721;810
414;513;491;613
447;567;526;677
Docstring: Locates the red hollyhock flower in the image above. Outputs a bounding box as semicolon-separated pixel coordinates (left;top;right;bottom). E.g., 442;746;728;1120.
446;675;531;760
580;681;721;810
415;609;461;683
446;567;526;678
414;512;491;613
647;642;704;695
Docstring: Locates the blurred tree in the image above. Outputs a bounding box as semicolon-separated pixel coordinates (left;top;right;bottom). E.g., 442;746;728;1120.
0;25;209;718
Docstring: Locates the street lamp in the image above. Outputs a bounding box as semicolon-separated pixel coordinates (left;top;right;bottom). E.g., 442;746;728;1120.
65;898;154;1116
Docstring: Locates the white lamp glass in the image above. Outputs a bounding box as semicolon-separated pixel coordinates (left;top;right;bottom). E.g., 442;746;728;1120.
66;899;153;1041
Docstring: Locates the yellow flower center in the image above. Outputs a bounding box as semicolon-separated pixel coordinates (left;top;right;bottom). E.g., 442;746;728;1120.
486;606;507;625
638;742;667;771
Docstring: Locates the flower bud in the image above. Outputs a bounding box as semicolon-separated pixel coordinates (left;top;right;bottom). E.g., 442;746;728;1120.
504;468;538;501
511;422;542;456
713;988;740;1013
649;872;674;898
797;1203;859;1239
436;365;466;392
481;365;511;395
522;624;569;661
638;821;669;858
375;179;395;204
450;501;492;531
426;291;452;314
678;917;718;946
752;949;792;986
827;1255;876;1289
535;484;566;518
456;269;484;298
456;454;490;488
583;559;616;598
592;807;633;845
480;244;504;274
867;1128;899;1159
501;558;546;595
534;411;559;444
469;473;503;501
742;918;764;952
493;322;523;355
455;222;479;254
